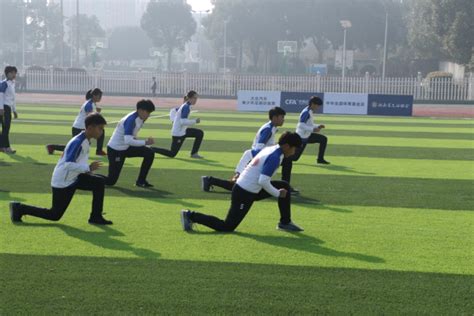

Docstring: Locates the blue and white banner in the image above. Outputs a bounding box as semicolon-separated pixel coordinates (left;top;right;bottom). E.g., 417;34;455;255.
280;92;324;114
367;94;414;116
237;90;413;116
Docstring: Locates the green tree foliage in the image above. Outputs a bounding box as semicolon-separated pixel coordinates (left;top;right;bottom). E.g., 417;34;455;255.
407;0;473;64
141;0;196;71
204;0;407;74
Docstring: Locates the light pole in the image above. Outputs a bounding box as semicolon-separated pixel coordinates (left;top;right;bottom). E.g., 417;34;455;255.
191;9;210;72
223;19;228;73
22;0;32;71
382;11;388;79
75;0;80;67
60;0;64;68
22;3;25;70
340;20;351;79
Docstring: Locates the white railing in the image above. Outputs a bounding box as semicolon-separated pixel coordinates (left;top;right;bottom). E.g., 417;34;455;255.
24;69;474;101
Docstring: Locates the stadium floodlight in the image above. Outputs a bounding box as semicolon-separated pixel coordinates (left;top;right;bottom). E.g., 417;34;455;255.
340;20;352;29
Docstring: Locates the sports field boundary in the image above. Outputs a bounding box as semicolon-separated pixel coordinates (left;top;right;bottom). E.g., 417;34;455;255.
15;92;474;118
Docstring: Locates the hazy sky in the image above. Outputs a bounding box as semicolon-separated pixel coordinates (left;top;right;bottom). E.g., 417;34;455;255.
187;0;214;11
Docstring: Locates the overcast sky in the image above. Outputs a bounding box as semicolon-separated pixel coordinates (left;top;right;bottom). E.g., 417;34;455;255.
187;0;214;11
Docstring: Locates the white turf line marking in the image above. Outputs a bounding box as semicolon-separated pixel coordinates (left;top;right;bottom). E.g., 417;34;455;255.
16;110;199;125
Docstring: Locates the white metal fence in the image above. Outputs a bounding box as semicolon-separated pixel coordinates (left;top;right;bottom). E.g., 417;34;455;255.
24;70;474;101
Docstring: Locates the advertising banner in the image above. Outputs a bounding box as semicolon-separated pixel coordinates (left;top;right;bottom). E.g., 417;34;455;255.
367;94;414;116
323;93;368;115
237;90;281;112
280;92;324;113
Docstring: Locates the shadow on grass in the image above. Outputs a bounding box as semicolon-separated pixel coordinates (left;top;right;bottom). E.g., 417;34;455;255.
235;232;384;263
108;186;203;208
192;230;384;263
0;189;27;202
0;161;12;167
4;153;49;166
293;195;352;213
173;157;228;168
19;222;160;259
299;163;375;176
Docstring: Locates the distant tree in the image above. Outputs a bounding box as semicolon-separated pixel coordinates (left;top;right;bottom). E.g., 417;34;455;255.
204;0;289;73
204;0;407;74
407;0;473;65
25;0;63;65
107;26;153;61
438;1;473;64
203;0;250;71
0;0;64;66
66;14;105;65
141;0;196;71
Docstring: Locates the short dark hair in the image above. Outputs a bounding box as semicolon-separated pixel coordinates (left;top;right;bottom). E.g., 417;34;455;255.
136;99;155;112
4;66;18;76
184;90;198;101
85;88;103;100
278;131;302;148
309;96;323;106
268;107;286;120
85;113;107;128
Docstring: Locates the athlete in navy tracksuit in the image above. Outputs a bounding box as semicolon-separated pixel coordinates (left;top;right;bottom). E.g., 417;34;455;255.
9;113;112;225
0;66;18;154
281;96;330;188
152;90;204;159
181;132;304;232
201;107;286;192
104;100;156;188
46;89;106;156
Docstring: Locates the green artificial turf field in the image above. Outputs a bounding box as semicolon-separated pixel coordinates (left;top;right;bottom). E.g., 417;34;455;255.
1;104;473;314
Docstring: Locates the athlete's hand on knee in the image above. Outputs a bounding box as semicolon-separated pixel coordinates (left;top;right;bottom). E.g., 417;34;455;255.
96;107;102;113
319;124;325;129
195;118;201;124
89;161;102;172
314;127;321;133
145;137;155;145
231;172;240;183
279;188;288;198
13;111;18;119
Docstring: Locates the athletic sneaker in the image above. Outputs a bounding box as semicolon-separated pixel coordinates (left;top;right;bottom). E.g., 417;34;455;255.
96;150;107;156
277;221;304;232
317;159;330;165
88;217;113;225
46;145;55;155
135;181;154;188
9;201;22;223
201;176;211;192
4;147;16;154
190;153;204;159
180;210;194;231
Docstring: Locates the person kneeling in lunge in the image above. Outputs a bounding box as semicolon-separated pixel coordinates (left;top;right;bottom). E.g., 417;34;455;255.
152;90;204;159
105;99;156;188
9;113;112;225
181;131;304;233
